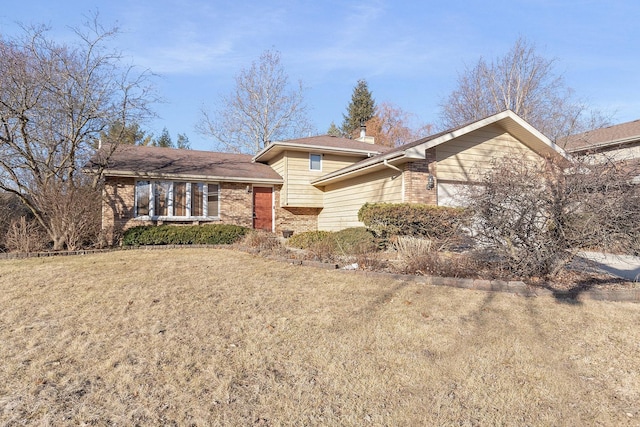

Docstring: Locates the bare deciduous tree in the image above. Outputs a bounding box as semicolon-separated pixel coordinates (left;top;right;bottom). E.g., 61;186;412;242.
0;15;155;250
197;50;314;154
468;154;640;278
440;37;610;142
365;101;432;147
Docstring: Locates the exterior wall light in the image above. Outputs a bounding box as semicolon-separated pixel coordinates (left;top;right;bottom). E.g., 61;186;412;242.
427;174;435;190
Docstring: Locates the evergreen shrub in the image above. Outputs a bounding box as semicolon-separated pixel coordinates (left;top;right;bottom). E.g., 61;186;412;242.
122;224;249;246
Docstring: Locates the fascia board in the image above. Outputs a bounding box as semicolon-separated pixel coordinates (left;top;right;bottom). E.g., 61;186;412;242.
103;170;283;184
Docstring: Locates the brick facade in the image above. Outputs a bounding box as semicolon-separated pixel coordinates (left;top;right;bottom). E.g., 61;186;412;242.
403;148;437;205
219;182;253;228
101;178;280;245
102;177;154;245
273;185;320;235
275;206;321;235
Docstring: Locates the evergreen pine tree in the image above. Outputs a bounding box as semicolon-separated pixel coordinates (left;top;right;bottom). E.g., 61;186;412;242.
327;121;341;137
154;127;173;147
341;79;376;138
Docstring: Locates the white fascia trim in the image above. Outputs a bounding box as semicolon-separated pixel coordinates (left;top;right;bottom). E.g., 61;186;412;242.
253;141;382;162
404;110;566;159
310;152;406;185
104;170;283;185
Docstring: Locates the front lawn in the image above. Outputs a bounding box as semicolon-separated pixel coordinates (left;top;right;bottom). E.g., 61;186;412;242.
1;248;638;425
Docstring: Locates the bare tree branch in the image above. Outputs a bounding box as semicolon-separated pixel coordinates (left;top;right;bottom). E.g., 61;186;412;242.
197;50;314;154
0;13;156;250
440;37;612;142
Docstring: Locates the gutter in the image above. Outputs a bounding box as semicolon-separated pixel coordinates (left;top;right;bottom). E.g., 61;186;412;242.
253;141;385;162
311;151;406;186
383;158;402;172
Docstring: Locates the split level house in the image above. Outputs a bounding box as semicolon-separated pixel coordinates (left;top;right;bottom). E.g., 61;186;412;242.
93;110;568;244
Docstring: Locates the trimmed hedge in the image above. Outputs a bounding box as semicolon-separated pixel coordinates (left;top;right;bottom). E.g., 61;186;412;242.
288;227;377;255
122;224;249;246
357;202;470;242
287;231;332;249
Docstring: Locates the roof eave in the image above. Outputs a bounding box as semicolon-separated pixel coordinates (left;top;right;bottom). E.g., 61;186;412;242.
253;141;382;162
311;152;406;186
102;169;283;184
566;135;640;153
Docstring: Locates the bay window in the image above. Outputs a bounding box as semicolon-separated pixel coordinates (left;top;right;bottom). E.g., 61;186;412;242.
134;180;220;219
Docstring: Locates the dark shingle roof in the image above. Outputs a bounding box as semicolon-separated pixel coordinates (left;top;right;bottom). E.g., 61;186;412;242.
253;134;392;162
563;119;640;152
93;144;282;182
277;135;394;152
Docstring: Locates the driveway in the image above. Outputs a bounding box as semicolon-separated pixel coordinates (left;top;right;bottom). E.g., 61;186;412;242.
576;252;640;282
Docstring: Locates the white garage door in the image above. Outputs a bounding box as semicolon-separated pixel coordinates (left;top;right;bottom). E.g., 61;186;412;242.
437;183;469;207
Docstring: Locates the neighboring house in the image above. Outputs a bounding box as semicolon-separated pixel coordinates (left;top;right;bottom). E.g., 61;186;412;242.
94;110;567;243
562;119;640;183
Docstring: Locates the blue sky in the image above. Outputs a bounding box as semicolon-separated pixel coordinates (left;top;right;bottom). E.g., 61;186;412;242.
1;0;639;150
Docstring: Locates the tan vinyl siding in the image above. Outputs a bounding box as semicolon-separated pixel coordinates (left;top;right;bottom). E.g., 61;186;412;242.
436;125;539;182
284;151;363;207
588;144;640;163
318;168;402;231
268;152;287;205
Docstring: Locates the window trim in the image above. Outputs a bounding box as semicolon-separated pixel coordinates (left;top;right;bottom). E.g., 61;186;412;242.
309;153;322;171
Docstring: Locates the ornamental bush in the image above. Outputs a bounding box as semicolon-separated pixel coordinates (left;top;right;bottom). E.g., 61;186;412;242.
122;224;249;246
357;203;470;247
288;227;377;256
287;231;332;249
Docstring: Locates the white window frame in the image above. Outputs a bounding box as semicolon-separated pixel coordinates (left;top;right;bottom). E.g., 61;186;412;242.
134;180;151;217
309;153;322;171
134;180;220;220
206;183;220;218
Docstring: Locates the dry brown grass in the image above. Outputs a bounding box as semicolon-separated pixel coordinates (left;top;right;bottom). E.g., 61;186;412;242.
1;248;639;425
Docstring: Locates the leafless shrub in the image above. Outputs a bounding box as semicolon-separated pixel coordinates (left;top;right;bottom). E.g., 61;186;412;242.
33;181;103;250
392;236;434;259
398;251;479;278
0;192;30;251
353;252;390;271
468;154;640;278
391;236;479;277
307;238;338;262
241;230;284;253
5;217;47;253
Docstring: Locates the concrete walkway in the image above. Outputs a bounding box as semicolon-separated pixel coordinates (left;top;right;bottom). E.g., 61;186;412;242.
576;252;640;282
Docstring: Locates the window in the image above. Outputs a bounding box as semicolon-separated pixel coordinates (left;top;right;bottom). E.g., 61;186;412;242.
135;181;150;216
134;180;219;219
192;183;204;216
309;153;322;171
207;184;219;217
154;181;170;216
174;182;187;216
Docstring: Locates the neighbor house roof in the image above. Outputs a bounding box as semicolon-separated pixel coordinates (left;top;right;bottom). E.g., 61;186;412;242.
562;119;640;153
253;135;391;163
311;110;567;186
92;144;283;184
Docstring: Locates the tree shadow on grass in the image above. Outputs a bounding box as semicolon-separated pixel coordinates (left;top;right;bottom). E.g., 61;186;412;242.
539;277;632;305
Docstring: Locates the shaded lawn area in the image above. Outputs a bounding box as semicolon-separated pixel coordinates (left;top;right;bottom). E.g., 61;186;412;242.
0;248;639;425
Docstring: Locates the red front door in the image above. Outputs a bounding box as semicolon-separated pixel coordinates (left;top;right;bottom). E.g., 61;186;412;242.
253;187;273;231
